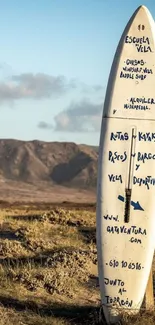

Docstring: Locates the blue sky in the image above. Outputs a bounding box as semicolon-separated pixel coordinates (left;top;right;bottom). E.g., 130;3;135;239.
0;0;154;145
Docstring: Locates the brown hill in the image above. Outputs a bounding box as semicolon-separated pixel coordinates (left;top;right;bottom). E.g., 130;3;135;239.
0;139;98;189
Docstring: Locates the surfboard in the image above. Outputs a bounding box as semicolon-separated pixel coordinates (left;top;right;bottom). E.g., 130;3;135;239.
96;5;155;324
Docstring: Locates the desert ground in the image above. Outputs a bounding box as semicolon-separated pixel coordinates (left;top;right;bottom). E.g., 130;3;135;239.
0;200;153;325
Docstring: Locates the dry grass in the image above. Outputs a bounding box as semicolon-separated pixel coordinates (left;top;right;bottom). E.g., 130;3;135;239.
0;205;99;324
0;204;153;324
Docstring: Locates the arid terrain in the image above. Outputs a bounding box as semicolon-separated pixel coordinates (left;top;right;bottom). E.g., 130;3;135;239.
0;140;154;324
0;202;99;325
0;202;153;325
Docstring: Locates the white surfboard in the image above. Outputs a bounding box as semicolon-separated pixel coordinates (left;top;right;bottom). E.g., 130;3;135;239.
96;5;155;324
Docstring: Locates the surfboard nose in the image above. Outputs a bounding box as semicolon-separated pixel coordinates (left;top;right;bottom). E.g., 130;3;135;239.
137;5;149;11
134;5;150;13
131;5;154;23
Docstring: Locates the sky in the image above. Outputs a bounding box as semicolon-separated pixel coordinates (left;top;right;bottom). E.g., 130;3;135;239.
0;0;155;145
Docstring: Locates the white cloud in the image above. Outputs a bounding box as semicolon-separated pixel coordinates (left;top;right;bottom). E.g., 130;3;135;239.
0;72;103;103
38;98;103;133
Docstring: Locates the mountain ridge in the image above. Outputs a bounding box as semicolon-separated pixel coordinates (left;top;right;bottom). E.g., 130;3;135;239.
0;139;99;189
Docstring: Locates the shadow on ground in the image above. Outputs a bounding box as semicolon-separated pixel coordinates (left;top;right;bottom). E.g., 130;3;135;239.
0;230;19;240
78;226;96;244
0;295;103;324
86;275;99;290
6;214;45;222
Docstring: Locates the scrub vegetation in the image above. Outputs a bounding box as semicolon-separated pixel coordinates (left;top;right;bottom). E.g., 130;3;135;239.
0;202;153;324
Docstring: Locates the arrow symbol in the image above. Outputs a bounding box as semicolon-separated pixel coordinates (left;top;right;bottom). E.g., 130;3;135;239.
118;195;144;211
131;200;144;211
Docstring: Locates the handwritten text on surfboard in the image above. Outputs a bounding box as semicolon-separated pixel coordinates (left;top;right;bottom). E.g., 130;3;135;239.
104;259;144;305
103;214;146;244
108;174;155;189
103;260;144;306
124;97;155;111
125;36;152;52
109;131;155;175
105;296;133;308
120;59;152;80
107;260;143;270
109;151;155;163
104;278;127;297
110;131;155;142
